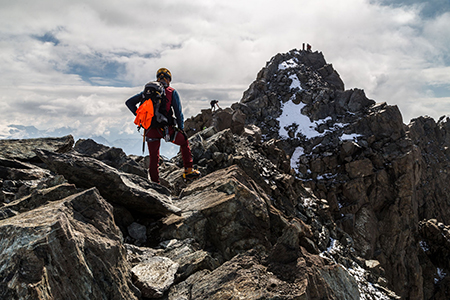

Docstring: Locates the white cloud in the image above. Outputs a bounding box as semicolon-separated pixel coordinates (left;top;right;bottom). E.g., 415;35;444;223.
0;0;450;145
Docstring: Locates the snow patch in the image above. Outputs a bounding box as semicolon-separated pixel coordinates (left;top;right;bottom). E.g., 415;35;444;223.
277;101;322;139
290;146;304;169
316;116;332;125
347;265;391;300
341;133;361;141
419;240;430;252
316;173;338;180
289;74;302;90
277;100;360;142
278;58;298;70
435;268;447;283
327;238;337;253
302;197;315;207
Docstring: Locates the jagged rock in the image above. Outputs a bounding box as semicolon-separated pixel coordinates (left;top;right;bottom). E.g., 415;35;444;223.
0;135;74;161
230;109;246;134
184;109;214;138
189;252;310;299
0;183;78;220
347;88;374;113
183;105;247;138
184;250;361;300
0;157;51;181
269;219;308;263
157;238;220;282
167;269;210;300
0;187;137;300
355;103;404;140
74;138;147;178
161;165;272;260
126;243;158;266
178;128;235;174
211;108;233;132
242;124;262;144
345;158;374;179
35;149;181;216
0;156;67;202
419;219;450;270
131;256;178;298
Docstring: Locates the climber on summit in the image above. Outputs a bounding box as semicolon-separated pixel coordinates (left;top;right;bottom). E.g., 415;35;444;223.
125;68;200;183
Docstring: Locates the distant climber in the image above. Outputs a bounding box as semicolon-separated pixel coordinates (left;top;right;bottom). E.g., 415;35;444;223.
125;68;200;183
307;44;312;52
210;100;221;112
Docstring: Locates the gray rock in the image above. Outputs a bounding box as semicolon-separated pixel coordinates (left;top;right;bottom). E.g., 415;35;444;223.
131;256;179;298
0;187;137;300
35;149;181;216
158;239;220;282
74;138;147;178
0;135;74;161
128;222;147;245
0;183;78;220
161;165;271;260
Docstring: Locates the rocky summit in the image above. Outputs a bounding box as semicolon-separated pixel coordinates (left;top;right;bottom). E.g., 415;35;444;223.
1;49;449;299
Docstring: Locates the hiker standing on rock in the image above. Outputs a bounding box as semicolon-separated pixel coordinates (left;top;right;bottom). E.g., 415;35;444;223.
125;68;200;183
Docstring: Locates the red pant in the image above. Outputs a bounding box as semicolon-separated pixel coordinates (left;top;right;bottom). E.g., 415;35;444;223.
146;126;193;183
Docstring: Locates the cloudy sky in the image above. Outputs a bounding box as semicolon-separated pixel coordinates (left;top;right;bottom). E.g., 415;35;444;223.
1;0;450;148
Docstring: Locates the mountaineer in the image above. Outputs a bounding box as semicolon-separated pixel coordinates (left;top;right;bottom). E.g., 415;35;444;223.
210;99;220;112
125;68;200;183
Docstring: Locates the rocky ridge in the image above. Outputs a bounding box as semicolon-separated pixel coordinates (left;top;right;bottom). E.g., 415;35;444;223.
1;49;449;299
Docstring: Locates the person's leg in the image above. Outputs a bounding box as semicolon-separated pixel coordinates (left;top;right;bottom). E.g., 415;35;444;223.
170;127;193;169
146;128;163;183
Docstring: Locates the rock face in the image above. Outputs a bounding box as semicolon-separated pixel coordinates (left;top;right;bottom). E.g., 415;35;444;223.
35;149;180;216
1;49;450;299
0;187;137;300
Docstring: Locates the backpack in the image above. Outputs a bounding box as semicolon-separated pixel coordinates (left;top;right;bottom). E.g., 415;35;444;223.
134;81;169;129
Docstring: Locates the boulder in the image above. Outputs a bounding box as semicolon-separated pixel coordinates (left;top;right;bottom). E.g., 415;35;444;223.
0;183;78;220
157;239;220;282
0;135;74;161
161;165;272;259
74;139;147;178
183;250;360;300
0;187;137;300
35;149;181;216
0;156;67;202
127;222;147;245
131;256;178;298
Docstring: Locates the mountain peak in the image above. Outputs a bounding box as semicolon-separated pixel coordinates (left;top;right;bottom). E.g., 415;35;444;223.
2;49;450;299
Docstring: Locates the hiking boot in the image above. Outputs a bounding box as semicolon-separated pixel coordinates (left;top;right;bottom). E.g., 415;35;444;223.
183;168;201;180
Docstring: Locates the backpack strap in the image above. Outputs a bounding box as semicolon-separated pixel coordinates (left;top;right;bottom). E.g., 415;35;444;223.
165;87;174;112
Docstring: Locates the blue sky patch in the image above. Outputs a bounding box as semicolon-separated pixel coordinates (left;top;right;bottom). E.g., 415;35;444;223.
67;56;128;87
33;32;60;46
374;0;450;18
425;84;450;98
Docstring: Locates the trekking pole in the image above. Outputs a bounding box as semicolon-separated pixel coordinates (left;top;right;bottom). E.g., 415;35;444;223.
142;128;146;155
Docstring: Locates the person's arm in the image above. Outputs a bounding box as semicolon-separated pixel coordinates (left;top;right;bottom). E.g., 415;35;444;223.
171;90;185;130
125;92;143;116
